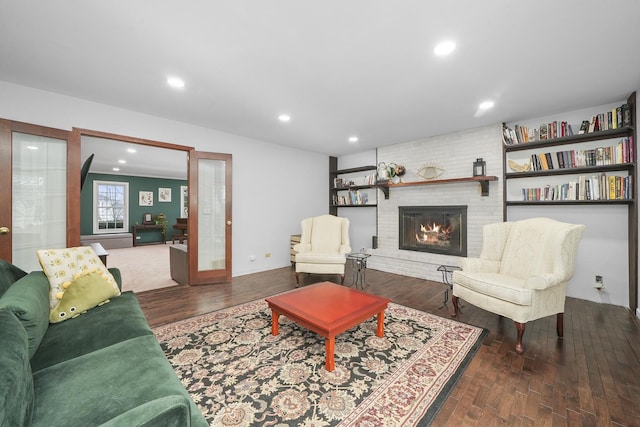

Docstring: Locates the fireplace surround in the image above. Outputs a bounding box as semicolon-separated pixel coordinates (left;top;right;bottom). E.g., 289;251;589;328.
398;205;467;257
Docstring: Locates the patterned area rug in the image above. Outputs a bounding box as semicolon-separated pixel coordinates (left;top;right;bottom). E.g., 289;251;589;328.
153;298;486;426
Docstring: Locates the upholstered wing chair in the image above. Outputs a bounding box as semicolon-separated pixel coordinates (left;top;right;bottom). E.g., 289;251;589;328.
452;217;585;354
294;214;351;287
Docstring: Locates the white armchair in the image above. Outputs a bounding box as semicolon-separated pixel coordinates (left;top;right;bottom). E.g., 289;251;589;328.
294;214;351;287
452;217;585;353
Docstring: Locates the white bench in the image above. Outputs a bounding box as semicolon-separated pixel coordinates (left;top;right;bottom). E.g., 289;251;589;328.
80;233;133;249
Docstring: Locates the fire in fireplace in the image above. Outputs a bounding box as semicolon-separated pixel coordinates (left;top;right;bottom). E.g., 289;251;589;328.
398;206;467;256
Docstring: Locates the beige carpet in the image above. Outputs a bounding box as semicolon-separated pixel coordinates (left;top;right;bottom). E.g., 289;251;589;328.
106;244;179;293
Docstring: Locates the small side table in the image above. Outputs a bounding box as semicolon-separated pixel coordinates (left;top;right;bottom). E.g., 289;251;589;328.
90;242;109;267
437;265;461;310
346;253;371;290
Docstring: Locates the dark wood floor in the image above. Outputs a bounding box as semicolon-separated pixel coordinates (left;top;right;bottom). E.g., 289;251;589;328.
136;266;640;426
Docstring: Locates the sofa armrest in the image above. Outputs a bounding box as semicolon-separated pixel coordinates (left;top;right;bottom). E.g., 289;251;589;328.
108;268;122;291
458;257;500;273
525;273;566;290
293;243;311;253
100;395;194;427
338;245;351;255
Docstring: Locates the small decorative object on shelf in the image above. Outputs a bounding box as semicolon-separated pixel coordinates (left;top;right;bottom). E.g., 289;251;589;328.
377;162;390;182
393;164;406;183
416;163;445;180
473;158;486;176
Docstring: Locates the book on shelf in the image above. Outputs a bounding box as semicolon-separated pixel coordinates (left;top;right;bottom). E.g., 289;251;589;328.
518;137;632;172
519;173;631;201
334;190;370;206
504;102;631;145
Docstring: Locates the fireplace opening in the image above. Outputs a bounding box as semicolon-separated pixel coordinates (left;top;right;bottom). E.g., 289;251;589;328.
399;206;467;256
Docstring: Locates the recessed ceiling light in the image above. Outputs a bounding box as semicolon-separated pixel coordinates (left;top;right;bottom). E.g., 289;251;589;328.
278;114;291;123
167;76;185;89
348;136;359;143
434;40;456;56
478;100;495;110
118;159;127;164
127;148;137;153
112;167;120;172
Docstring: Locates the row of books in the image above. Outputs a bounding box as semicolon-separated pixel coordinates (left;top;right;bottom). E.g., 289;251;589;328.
503;103;631;145
520;174;632;201
522;137;633;171
333;174;377;188
332;190;370;206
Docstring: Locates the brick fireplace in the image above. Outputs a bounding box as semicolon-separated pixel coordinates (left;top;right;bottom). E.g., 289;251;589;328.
366;124;503;282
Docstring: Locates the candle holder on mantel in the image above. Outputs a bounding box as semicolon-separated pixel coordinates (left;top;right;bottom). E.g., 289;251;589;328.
473;158;486;177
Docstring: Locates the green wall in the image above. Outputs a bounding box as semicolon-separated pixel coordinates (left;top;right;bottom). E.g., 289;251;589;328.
81;173;187;245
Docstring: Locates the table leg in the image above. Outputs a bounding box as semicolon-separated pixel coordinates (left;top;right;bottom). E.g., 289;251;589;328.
271;310;280;335
325;336;335;371
376;311;385;337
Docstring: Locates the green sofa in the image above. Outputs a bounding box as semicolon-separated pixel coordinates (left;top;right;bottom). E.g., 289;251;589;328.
0;260;208;427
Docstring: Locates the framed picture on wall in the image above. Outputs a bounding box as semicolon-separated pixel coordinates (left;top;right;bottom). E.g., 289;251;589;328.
139;191;153;206
159;188;172;202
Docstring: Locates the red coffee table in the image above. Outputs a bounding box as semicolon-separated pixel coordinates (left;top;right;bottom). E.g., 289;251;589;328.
265;281;391;371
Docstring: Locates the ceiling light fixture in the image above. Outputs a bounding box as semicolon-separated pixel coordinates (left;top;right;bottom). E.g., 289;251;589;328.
118;159;127;164
127;148;137;153
478;100;495;110
434;40;456;56
278;114;291;122
167;76;185;89
348;136;359;143
112;167;120;172
26;146;38;150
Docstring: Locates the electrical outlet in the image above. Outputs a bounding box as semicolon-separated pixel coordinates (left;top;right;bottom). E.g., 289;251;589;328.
594;275;604;289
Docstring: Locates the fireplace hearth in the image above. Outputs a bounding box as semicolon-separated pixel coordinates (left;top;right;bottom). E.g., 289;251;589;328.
399;206;467;256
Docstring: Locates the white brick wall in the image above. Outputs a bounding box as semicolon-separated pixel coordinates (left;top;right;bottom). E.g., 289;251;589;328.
368;124;503;281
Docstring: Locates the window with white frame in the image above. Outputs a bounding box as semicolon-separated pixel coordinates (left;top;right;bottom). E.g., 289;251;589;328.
93;180;129;233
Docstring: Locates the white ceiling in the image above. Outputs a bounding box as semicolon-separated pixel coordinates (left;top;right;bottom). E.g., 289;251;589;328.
81;136;188;180
2;1;640;175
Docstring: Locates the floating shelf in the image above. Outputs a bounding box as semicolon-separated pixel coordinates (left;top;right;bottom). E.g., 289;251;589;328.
378;176;499;198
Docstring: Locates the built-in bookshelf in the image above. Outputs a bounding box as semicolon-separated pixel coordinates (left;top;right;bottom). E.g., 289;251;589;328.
329;157;378;216
502;91;637;311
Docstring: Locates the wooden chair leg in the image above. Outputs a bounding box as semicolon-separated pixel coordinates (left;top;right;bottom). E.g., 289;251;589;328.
514;321;526;354
295;272;300;288
556;313;564;338
451;295;460;317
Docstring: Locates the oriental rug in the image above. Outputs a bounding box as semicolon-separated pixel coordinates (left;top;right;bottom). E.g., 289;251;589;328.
153;298;486;426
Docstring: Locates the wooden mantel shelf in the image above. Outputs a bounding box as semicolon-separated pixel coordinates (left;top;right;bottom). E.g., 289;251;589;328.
378;175;499;198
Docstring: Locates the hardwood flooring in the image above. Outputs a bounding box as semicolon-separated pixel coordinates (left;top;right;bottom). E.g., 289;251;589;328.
136;266;640;426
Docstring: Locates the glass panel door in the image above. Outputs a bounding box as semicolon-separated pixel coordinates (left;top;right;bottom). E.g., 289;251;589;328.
188;151;232;284
0;120;70;271
12;133;67;271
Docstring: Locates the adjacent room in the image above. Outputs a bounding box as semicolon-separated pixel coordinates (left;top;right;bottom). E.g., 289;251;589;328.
1;2;639;426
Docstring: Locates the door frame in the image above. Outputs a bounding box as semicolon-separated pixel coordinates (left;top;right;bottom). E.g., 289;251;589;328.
0;119;72;261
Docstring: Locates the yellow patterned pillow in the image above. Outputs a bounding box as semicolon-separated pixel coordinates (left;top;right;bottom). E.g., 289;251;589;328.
36;246;120;310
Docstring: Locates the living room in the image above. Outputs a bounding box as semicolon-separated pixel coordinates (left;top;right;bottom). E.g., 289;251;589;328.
1;2;640;426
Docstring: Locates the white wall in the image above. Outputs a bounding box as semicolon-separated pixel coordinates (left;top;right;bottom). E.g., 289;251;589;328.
0;81;327;276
